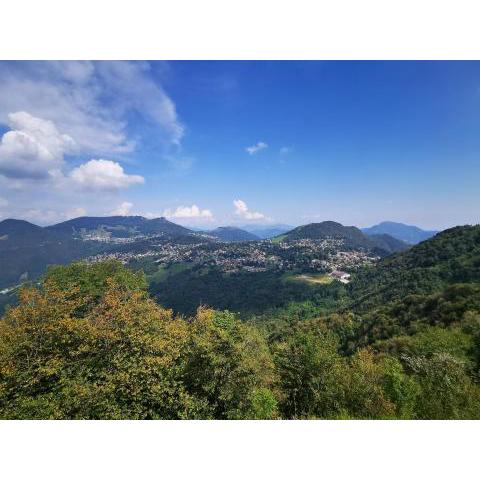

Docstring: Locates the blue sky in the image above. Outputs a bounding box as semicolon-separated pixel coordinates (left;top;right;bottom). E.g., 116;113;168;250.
0;61;479;229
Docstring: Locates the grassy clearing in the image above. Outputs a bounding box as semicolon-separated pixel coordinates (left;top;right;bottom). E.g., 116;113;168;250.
288;273;334;285
271;234;287;244
148;262;191;283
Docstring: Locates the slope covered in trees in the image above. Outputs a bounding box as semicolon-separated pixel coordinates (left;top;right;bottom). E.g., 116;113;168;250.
349;225;480;311
0;215;200;289
0;262;277;419
0;218;107;289
47;215;192;236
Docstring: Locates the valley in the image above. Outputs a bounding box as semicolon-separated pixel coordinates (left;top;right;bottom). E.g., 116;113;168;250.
0;216;411;315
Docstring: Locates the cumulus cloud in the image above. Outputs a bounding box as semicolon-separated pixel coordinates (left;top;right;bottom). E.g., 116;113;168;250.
69;159;144;191
0;61;184;153
0;62;188;225
0;113;144;193
142;212;163;219
21;209;63;225
111;201;134;216
20;207;87;225
0;111;75;179
65;207;87;219
245;141;268;155
0;197;8;220
233;199;266;220
164;204;213;220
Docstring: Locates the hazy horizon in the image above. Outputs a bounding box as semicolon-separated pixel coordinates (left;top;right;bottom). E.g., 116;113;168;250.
1;213;463;232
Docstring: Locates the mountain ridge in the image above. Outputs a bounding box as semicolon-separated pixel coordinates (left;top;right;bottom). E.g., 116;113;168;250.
203;226;261;242
0;218;44;236
277;221;409;255
46;215;192;236
362;221;438;244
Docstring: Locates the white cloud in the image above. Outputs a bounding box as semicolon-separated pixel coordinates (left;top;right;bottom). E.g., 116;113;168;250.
164;204;213;220
0;196;7;220
0;111;75;179
69;159;144;191
0;113;144;193
0;61;184;154
20;207;87;225
280;146;292;155
111;201;134;216
233;199;266;220
22;209;63;225
142;212;163;219
96;62;184;145
65;207;87;219
245;141;268;155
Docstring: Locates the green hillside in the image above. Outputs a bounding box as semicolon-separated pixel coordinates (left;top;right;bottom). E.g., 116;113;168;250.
277;221;408;255
47;215;192;237
0;218;108;289
349;225;480;311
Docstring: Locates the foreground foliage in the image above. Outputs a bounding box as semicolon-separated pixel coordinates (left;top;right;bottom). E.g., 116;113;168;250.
0;262;276;419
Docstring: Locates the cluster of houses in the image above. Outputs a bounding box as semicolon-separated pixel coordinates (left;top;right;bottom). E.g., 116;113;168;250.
84;236;378;281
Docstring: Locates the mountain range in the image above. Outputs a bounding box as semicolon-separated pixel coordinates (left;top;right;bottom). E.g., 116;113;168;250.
47;215;191;237
0;215;433;290
202;227;261;242
361;221;438;244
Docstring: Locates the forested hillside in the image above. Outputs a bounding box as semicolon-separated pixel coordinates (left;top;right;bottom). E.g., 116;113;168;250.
47;215;192;236
0;218;107;289
0;216;198;289
350;225;480;311
1;224;479;419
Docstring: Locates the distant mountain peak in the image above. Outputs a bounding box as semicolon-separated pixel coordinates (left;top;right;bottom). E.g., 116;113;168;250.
362;221;438;244
0;218;43;235
240;224;294;239
205;226;260;242
276;221;408;255
46;215;192;236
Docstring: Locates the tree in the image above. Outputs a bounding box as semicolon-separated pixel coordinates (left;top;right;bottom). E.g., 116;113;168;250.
181;308;278;419
44;260;148;315
404;352;480;419
0;262;202;419
380;356;419;419
274;331;347;419
343;348;395;419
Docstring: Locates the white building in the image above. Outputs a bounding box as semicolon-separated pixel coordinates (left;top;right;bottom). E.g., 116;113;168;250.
329;270;351;284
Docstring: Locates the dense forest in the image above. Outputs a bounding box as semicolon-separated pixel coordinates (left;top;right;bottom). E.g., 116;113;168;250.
0;225;479;419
